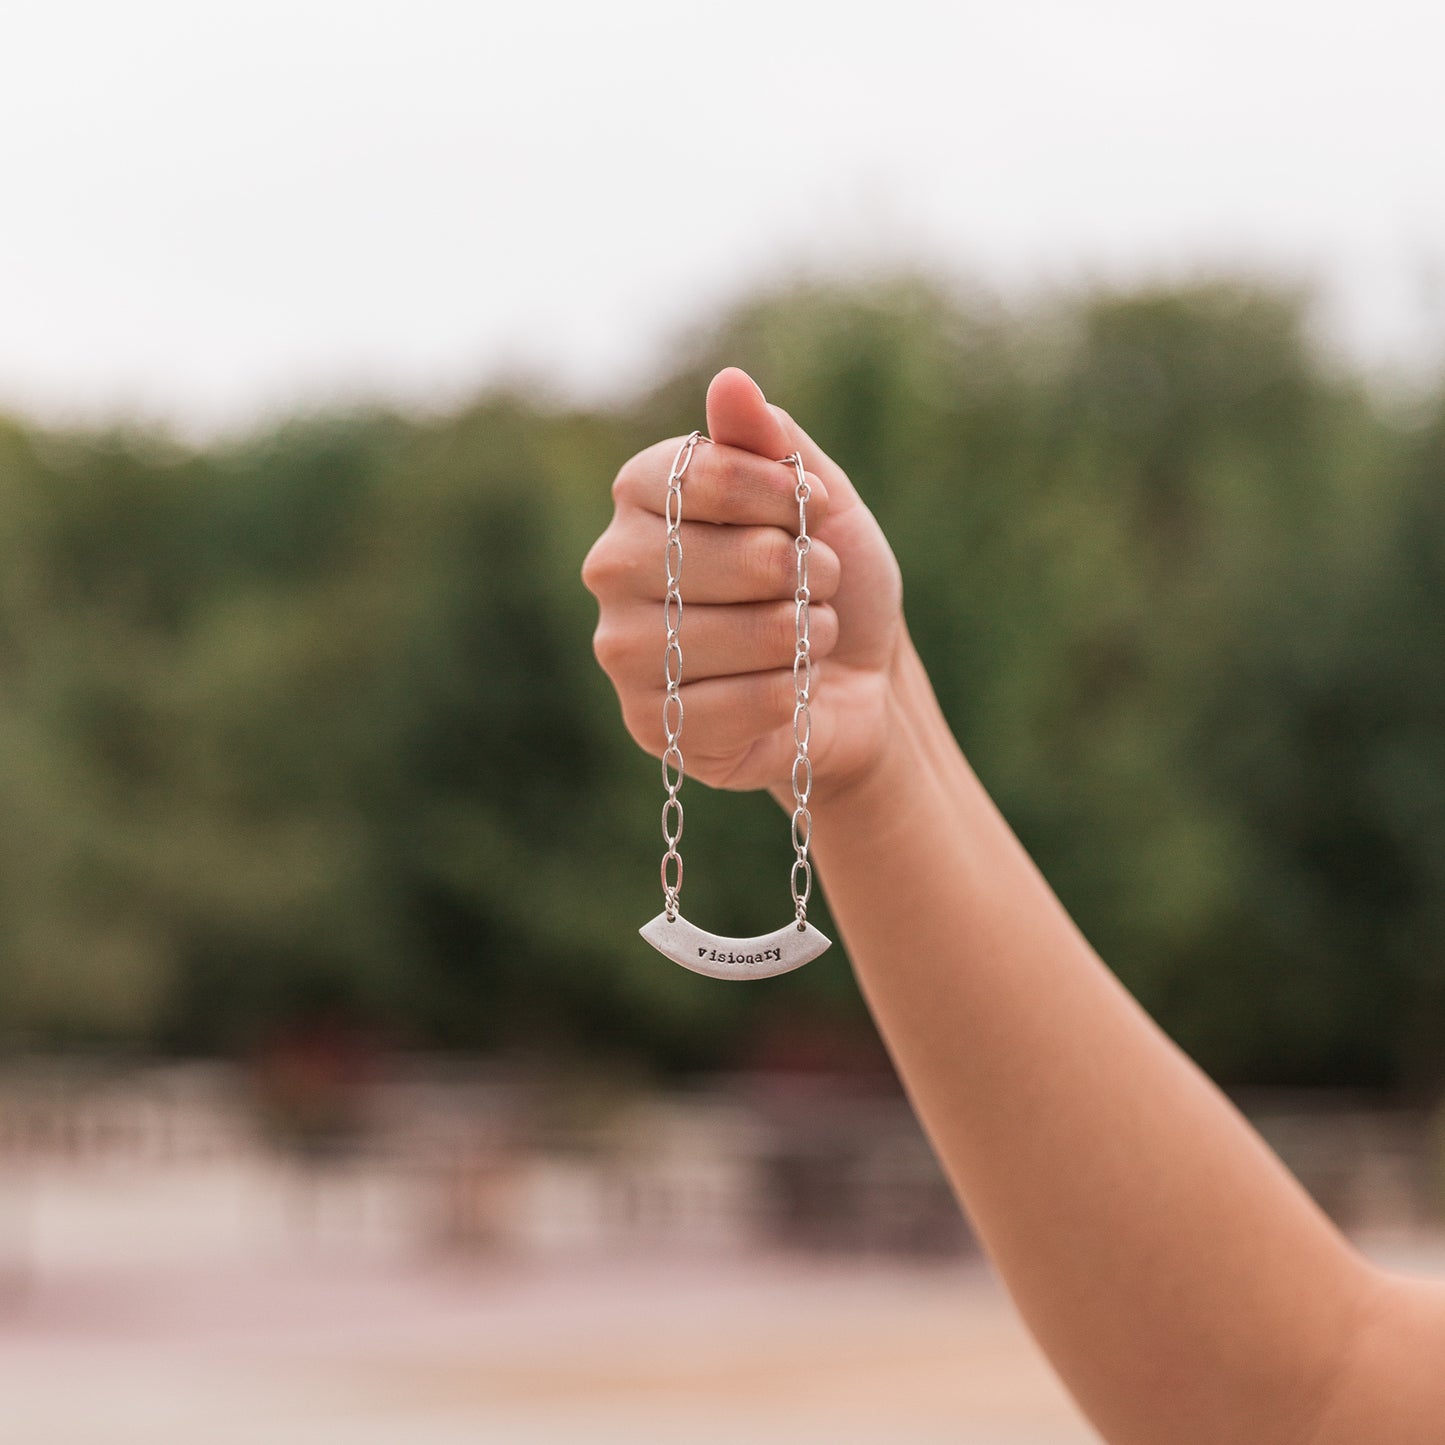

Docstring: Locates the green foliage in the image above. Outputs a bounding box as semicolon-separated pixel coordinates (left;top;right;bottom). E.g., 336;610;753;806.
0;275;1442;1093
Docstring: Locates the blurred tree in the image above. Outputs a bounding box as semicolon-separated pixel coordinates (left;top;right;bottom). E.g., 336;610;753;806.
0;274;1441;1095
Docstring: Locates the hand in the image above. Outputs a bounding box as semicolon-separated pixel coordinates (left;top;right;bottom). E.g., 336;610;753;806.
582;366;905;800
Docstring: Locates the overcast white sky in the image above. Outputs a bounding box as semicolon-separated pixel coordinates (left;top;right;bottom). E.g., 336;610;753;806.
3;0;1444;437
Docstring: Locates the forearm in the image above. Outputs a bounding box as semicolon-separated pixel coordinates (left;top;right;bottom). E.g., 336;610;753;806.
807;631;1378;1445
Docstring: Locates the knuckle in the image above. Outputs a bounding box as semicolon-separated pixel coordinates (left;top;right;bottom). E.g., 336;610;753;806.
802;471;829;522
809;542;841;600
611;444;660;507
688;758;722;787
614;438;686;511
580;535;609;593
690;754;742;790
768;667;796;720
761;529;795;592
761;601;795;660
810;603;839;657
610;459;638;506
621;696;663;756
580;531;623;594
591;620;628;675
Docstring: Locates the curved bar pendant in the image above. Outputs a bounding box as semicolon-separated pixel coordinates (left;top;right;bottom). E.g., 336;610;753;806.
639;911;832;981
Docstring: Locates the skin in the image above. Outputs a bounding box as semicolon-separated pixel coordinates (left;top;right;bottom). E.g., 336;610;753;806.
581;366;1445;1445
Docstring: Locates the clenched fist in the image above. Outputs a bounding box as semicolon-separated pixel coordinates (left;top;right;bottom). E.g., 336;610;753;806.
581;367;905;803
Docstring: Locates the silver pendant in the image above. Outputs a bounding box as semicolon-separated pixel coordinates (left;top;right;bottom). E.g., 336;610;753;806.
639;911;832;981
645;438;829;981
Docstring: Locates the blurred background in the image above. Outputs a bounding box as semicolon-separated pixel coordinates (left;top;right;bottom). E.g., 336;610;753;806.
3;2;1445;1441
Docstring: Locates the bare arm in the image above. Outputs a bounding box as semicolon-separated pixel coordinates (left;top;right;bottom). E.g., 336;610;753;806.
805;634;1396;1445
582;367;1445;1445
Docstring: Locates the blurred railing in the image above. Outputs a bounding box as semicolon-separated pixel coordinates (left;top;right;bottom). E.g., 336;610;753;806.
0;1058;1440;1292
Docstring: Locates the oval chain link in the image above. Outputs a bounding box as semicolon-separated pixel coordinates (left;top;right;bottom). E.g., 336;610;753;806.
783;451;815;927
659;431;707;919
657;433;819;932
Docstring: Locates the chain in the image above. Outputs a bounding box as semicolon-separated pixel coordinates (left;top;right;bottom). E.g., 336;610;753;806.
783;450;814;928
657;432;818;932
659;430;706;920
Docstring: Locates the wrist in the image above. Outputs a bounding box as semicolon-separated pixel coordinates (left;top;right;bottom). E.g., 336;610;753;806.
823;633;943;814
771;627;958;832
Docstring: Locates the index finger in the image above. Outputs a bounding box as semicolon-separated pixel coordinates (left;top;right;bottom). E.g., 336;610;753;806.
612;437;830;534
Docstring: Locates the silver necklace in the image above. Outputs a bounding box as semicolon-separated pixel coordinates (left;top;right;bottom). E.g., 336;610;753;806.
639;431;833;980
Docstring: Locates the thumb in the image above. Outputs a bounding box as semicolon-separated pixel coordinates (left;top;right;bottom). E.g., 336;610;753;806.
705;366;794;458
705;367;861;511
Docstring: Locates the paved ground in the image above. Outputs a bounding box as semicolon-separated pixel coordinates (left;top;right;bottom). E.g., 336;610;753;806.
0;1252;1099;1445
0;1152;1441;1445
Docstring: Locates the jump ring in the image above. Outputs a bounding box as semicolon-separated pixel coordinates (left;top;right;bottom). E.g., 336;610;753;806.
662;849;683;898
789;857;813;908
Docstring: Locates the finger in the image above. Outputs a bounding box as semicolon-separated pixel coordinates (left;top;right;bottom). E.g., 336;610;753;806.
624;667;804;763
678;669;806;762
706;366;866;516
595;600;838;688
614;436;829;532
704;367;794;459
597;515;841;604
